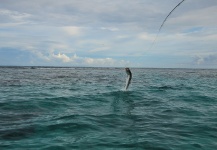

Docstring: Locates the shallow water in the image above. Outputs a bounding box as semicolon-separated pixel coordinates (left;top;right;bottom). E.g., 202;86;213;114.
0;67;217;149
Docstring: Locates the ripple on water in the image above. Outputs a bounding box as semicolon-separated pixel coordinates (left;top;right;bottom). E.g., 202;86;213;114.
1;67;217;149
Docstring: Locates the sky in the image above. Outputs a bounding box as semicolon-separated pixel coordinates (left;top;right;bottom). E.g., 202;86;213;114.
0;0;217;68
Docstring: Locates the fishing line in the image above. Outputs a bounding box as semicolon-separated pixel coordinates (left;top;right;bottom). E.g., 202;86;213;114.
149;0;186;50
123;0;185;89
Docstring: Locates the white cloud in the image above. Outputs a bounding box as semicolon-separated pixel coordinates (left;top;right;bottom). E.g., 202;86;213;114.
52;53;71;62
89;46;110;53
193;54;217;65
137;32;155;41
116;35;129;39
50;53;130;67
100;27;119;31
0;9;32;23
169;6;217;27
61;26;82;36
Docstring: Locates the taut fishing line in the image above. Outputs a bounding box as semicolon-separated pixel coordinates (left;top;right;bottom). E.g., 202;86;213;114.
123;1;185;90
149;0;186;50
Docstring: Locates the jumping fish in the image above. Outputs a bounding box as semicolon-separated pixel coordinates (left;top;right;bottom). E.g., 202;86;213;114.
125;68;132;90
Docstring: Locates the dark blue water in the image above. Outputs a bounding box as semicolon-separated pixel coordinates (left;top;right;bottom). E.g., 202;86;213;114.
0;67;217;149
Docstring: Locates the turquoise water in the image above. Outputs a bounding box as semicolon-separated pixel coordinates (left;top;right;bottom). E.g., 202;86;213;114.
0;67;217;150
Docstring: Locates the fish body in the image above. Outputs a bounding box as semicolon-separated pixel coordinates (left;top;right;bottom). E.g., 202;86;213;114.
125;68;132;90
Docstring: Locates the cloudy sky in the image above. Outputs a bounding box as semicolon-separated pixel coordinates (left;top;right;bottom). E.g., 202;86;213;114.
0;0;217;68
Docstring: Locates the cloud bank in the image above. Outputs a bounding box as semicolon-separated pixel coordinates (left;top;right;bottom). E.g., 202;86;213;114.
0;0;217;68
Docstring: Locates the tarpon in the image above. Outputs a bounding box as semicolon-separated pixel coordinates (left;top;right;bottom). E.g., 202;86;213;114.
125;68;132;90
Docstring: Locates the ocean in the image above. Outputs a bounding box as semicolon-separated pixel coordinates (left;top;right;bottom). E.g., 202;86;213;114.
0;67;217;150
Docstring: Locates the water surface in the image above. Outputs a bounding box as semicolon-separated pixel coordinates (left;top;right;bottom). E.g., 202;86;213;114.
0;67;217;149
